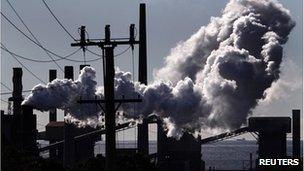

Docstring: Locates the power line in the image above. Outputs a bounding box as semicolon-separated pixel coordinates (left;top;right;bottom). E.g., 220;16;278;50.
1;12;96;62
6;0;64;72
0;82;12;91
1;12;129;63
1;45;81;63
86;46;131;58
41;0;77;41
1;99;9;104
1;43;47;84
1;90;32;95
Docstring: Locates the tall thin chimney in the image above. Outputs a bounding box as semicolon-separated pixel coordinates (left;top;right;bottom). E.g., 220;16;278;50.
80;65;90;72
64;66;74;167
138;3;147;85
12;68;23;115
49;70;57;122
64;66;74;80
49;69;57;159
292;109;301;158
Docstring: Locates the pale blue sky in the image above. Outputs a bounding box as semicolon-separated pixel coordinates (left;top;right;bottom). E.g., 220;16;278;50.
1;0;302;140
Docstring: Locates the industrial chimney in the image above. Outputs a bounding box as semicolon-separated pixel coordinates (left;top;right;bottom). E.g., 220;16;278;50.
138;3;147;85
49;69;57;122
80;65;90;71
9;68;23;115
63;66;75;167
64;66;74;80
292;109;301;158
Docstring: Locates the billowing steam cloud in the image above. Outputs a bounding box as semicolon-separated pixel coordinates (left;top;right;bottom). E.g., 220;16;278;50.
23;0;295;137
23;67;102;120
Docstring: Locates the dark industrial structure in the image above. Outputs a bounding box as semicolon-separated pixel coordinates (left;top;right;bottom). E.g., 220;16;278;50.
1;3;302;171
1;68;37;156
157;130;203;171
249;117;291;158
45;121;101;163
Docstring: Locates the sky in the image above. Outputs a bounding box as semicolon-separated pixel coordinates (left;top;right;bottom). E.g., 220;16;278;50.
0;0;303;140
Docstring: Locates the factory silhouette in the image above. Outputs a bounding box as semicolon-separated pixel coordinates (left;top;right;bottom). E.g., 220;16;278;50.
1;3;303;171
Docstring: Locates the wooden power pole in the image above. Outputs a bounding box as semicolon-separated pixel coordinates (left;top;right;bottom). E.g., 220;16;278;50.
71;19;143;171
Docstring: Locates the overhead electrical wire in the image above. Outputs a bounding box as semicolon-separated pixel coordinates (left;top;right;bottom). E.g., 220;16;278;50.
6;0;64;72
1;12;100;62
1;99;9;104
86;46;131;58
1;45;81;63
42;0;133;61
41;0;132;60
0;82;12;91
2;2;136;64
41;0;77;41
1;90;32;95
1;44;47;84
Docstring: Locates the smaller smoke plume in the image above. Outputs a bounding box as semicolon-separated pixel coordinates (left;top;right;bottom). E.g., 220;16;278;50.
258;60;302;104
23;67;102;120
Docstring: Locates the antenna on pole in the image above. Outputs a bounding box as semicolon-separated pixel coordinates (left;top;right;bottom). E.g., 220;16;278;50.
80;26;86;64
129;24;135;50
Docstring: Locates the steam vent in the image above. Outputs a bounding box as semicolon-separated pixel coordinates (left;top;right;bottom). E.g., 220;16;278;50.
1;0;302;171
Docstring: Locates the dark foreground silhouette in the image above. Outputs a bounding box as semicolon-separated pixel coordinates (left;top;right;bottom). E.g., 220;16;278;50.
2;146;155;171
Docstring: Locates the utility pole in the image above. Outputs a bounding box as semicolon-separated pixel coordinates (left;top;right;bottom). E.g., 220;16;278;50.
71;23;142;171
137;3;149;156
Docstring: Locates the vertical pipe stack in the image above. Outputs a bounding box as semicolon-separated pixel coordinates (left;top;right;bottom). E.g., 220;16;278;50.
80;65;90;72
138;3;147;85
63;66;75;167
10;68;37;154
12;68;23;115
64;66;74;80
137;3;149;156
292;109;301;158
49;69;57;159
11;68;24;150
49;70;57;122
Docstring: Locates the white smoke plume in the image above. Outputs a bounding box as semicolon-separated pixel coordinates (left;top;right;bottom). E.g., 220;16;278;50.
23;0;295;137
23;67;103;120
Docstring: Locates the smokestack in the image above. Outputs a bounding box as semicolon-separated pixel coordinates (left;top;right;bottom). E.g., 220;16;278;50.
64;66;74;80
64;66;74;166
49;70;57;122
292;109;301;158
11;68;23;115
64;66;73;117
138;3;147;85
22;105;33;116
80;65;90;72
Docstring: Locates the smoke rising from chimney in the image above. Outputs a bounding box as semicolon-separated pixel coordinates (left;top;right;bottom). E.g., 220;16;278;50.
23;0;295;137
